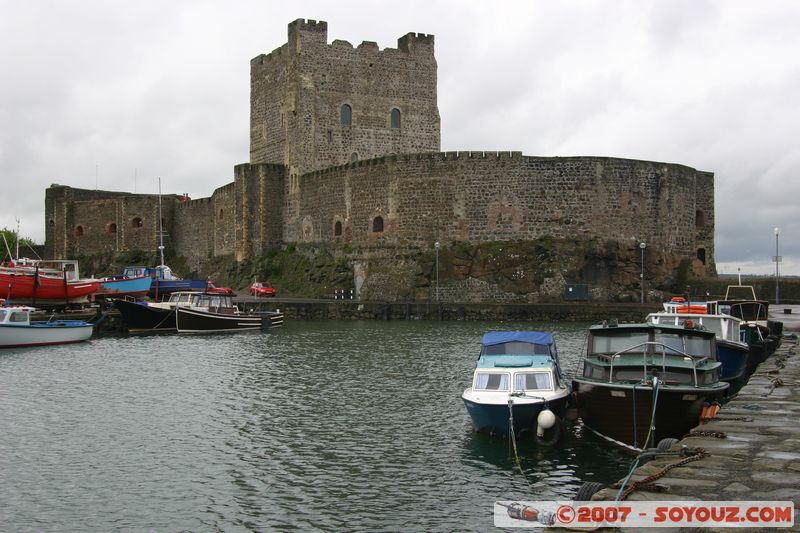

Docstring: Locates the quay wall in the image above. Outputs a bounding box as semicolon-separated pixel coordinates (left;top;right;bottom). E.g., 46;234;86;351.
238;299;660;323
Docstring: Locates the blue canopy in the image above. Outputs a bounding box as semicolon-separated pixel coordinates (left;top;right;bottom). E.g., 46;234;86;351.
481;331;554;347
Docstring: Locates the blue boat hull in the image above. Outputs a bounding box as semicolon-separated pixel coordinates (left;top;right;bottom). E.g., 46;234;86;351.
150;279;208;297
717;340;749;395
463;394;569;438
98;276;153;297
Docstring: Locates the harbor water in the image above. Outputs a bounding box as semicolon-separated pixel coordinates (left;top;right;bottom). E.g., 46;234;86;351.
1;320;632;532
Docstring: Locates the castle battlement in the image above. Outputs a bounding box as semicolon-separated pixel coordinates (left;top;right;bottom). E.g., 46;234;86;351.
177;197;213;208
397;32;435;53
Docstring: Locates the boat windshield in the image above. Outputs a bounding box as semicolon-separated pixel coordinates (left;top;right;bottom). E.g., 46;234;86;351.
169;293;195;304
482;341;550;356
123;267;147;278
514;372;552;391
727;302;768;322
653;332;712;358
591;332;649;355
474;372;510;391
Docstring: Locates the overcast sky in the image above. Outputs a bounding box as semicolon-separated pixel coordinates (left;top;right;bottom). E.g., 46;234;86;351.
2;0;798;275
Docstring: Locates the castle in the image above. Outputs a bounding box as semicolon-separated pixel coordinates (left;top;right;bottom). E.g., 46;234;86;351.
45;19;715;299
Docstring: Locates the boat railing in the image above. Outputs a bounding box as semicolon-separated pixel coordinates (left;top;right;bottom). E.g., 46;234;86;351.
606;341;707;387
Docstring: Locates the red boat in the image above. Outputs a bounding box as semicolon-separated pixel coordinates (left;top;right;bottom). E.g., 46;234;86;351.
0;270;100;301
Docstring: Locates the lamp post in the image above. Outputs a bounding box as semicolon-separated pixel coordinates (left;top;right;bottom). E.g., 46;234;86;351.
434;241;441;303
639;241;646;304
774;227;781;305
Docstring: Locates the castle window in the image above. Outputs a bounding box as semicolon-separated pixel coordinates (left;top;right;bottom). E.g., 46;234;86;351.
372;216;384;233
697;248;706;265
341;104;352;126
107;222;117;234
391;108;401;129
74;225;84;237
48;219;54;227
327;129;333;143
131;217;143;229
334;221;343;236
219;209;224;220
351;152;358;162
695;209;705;229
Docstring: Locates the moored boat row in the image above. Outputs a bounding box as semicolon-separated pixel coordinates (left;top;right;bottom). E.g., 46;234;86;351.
462;284;784;456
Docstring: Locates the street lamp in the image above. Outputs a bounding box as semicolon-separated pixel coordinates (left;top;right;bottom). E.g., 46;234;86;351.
434;241;441;302
774;227;781;305
639;241;646;304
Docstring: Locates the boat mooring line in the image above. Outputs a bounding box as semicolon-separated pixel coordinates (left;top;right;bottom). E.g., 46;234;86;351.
642;377;661;450
616;377;662;501
507;399;533;494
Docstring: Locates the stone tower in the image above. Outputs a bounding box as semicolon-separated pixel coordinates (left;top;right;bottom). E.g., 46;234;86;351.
249;19;441;180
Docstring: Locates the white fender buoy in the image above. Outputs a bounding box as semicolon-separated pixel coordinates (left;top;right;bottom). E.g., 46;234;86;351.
537;409;556;437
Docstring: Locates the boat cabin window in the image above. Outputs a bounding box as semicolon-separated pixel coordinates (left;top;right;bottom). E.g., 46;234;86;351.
192;294;232;309
514;372;552;391
10;311;28;323
614;369;646;382
652;370;694;385
169;293;195;304
482;342;550;356
474;372;509;391
729;302;768;322
0;309;6;322
124;267;147;277
591;332;649;355
583;363;608;380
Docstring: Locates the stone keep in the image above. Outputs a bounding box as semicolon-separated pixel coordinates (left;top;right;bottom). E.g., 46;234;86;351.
249;19;440;175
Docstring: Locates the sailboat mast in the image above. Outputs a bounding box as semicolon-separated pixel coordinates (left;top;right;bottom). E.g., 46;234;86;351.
158;178;165;267
14;218;20;261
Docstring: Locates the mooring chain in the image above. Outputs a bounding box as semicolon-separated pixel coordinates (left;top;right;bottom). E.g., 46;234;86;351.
765;377;785;397
619;448;709;501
